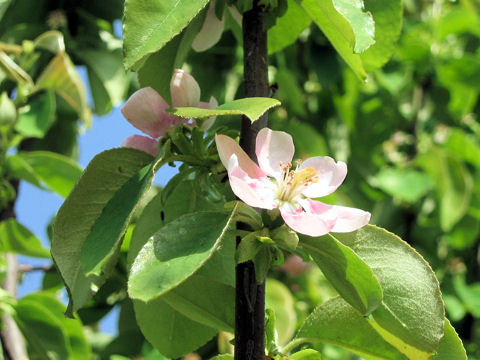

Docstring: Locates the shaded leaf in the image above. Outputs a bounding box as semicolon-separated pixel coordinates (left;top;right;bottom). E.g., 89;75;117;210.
15;91;56;138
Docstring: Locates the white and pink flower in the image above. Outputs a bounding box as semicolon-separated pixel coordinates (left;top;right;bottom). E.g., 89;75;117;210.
215;128;370;237
121;69;217;156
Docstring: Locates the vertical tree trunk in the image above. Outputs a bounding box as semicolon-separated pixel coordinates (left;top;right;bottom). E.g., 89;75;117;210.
235;2;268;360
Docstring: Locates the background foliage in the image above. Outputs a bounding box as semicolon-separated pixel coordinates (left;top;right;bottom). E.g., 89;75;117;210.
0;0;479;359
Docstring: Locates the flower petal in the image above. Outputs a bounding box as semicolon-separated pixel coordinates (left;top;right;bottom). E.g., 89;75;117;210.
192;0;225;52
280;206;336;237
170;69;201;107
227;155;276;209
199;96;218;130
299;156;347;198
303;198;370;233
215;134;265;179
121;87;171;138
256;128;295;181
121;135;158;156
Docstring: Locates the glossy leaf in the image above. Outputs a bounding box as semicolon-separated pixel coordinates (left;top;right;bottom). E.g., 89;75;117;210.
300;233;382;316
6;151;82;198
52;148;154;314
34;30;65;54
128;210;234;302
34;53;91;126
334;225;445;357
0;219;50;258
168;97;281;123
0;91;16;125
15;91;56;138
294;296;407;359
123;0;209;69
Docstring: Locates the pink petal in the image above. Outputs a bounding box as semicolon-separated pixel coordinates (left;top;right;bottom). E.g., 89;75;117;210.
170;69;201;107
192;0;225;52
280;206;336;237
303;198;370;233
215;134;265;179
256;128;295;181
299;156;347;198
121;135;158;156
199;96;218;130
227;155;276;209
121;87;172;139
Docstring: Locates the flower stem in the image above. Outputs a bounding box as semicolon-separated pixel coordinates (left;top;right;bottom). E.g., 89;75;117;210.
235;2;269;359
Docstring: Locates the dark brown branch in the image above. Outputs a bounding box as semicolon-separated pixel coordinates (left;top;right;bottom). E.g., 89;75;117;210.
235;2;269;360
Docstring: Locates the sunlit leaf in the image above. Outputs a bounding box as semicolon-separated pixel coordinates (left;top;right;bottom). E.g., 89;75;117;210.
123;0;210;69
0;219;50;258
168;97;281;123
34;53;91;126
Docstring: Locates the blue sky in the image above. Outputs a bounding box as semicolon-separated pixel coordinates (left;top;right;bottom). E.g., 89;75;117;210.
15;67;178;334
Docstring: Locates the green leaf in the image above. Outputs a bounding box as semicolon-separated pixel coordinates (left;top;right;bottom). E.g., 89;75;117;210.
6;151;82;197
332;0;375;53
15;91;56;138
209;355;233;360
266;279;297;346
444;128;480;168
128;210;234;302
78;49;129;115
268;0;311;54
19;293;91;360
123;0;210;69
134;297;218;358
0;219;50;258
80;155;163;277
334;225;445;358
299;0;370;80
15;297;70;360
417;148;473;231
300;233;382;316
360;0;402;71
294;297;407;359
0;51;33;85
127;175;227;268
372;168;432;203
168;97;281;123
0;91;16;125
34;53;91;126
52;148;154;314
453;276;480;318
289;349;322;360
33;30;65;54
161;274;235;332
430;319;466;360
137;13;205;103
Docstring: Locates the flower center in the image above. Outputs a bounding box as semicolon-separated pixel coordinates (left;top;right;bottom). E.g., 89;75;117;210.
275;161;319;207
